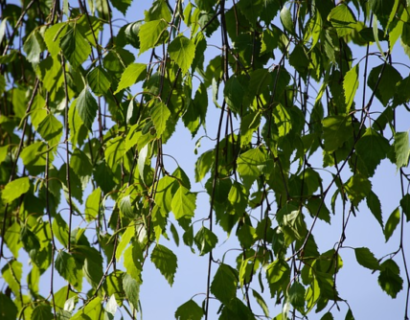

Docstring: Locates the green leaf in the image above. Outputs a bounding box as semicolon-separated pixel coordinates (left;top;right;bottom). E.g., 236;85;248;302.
44;23;68;56
266;259;290;298
175;300;204;320
328;4;357;37
137;144;149;183
85;187;101;221
356;128;390;177
306;197;331;224
194;150;214;182
249;68;272;98
321;312;334;320
393;131;410;169
68;99;88;148
145;0;172;22
280;6;294;34
2;177;30;203
228;181;249;214
0;293;18;320
322;115;352;152
52;214;69;248
32;304;53;320
171;185;196;220
23;30;46;64
4;222;22;258
60;26;91;67
0;74;5;96
194;226;218;256
71;297;102;320
150;101;171;136
87;66;112;96
400;194;410;222
237;147;272;188
367;64;402;106
1;260;22;295
110;0;132;15
76;88;98;131
105;136;126;169
343;64;359;112
105;295;118;320
119;195;134;219
138;19;168;54
123;273;141;310
288;281;305;309
0;145;8;165
79;246;104;289
55;251;82;291
114;63;146;94
252;289;269;317
273;104;292;137
168;35;196;74
345;308;355;320
151;244;178;286
224;75;245;113
37;113;63;146
169;223;179;247
211;264;238;304
378;259;403;298
124;242;143;281
384;207;400;242
354;247;380;270
116;225;135;262
155;176;178;213
366;190;383;229
345;174;371;207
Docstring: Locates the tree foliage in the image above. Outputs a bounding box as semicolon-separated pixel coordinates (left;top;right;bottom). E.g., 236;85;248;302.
0;0;410;319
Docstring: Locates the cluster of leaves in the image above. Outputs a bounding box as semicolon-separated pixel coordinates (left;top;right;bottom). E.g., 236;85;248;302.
0;0;410;319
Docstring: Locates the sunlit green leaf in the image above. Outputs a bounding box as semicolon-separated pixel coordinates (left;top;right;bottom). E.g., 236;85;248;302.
115;63;146;94
150;101;171;136
23;30;46;64
139;19;168;54
322;115;352;152
328;4;357;37
123;273;141;310
280;6;294;34
384;207;400;242
76;88;98;131
171;185;196;220
2;177;30;203
87;66;112;96
343;64;359;112
60;26;91;67
168;35;196;74
1;260;22;295
393;131;410;169
194;226;218;256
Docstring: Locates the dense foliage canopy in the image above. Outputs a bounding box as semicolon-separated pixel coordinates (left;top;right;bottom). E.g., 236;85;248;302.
0;0;410;319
